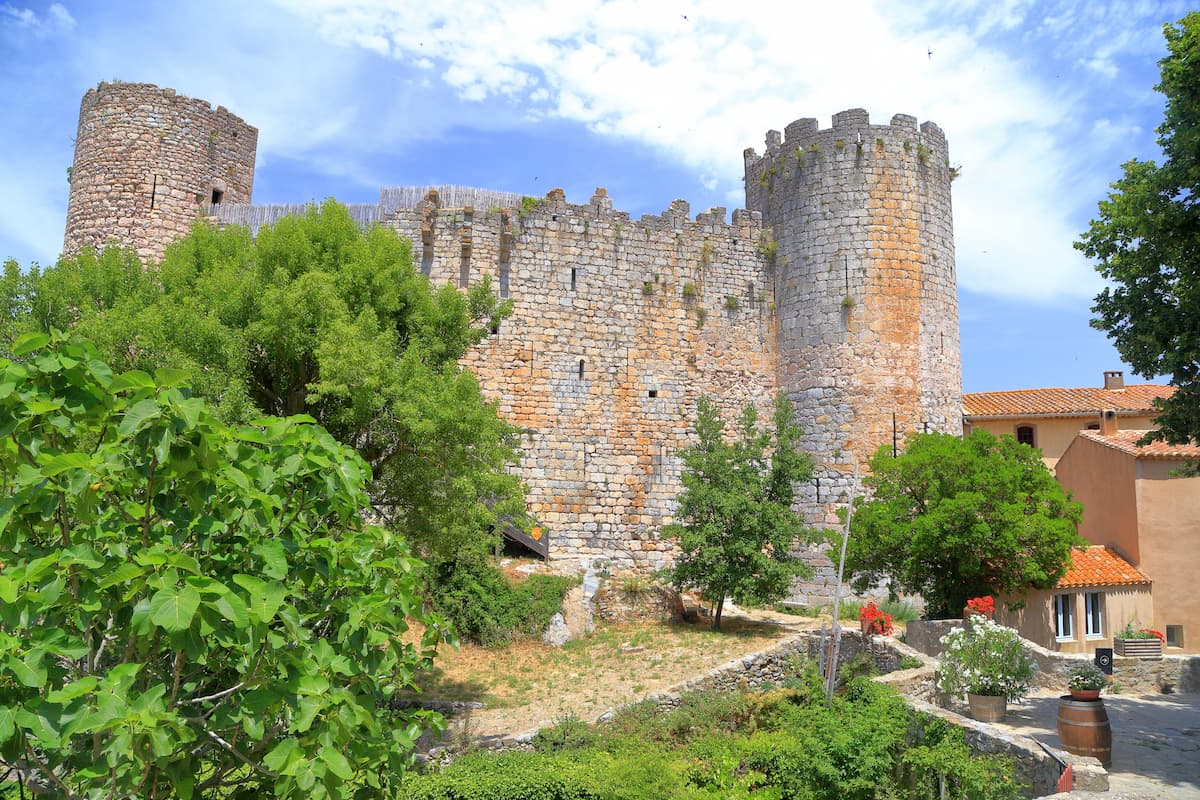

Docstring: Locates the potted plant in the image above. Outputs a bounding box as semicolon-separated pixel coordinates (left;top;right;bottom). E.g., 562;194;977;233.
858;601;894;636
937;618;1037;722
963;595;995;622
1066;661;1107;700
1114;621;1164;658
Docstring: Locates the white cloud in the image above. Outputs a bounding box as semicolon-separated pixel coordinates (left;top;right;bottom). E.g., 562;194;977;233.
1;2;74;32
265;0;1171;302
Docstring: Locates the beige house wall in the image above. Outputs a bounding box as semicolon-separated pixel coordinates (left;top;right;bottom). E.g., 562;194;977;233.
966;414;1159;469
1055;437;1141;563
1133;462;1200;649
996;586;1152;654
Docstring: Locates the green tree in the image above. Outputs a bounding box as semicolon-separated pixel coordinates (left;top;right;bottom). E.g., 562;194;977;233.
845;431;1084;618
0;334;444;798
1077;13;1200;453
5;201;525;565
665;395;817;630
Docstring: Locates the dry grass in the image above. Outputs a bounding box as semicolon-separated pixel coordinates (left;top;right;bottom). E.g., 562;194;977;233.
404;609;824;737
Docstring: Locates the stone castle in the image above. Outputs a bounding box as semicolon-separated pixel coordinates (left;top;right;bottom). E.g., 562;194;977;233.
63;82;962;593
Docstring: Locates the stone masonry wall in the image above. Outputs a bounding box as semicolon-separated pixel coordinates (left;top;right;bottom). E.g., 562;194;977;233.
62;85;962;580
64;82;257;264
745;110;961;527
383;188;777;571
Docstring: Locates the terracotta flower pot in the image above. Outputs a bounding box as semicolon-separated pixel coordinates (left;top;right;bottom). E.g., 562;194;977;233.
1069;689;1101;701
966;693;1006;723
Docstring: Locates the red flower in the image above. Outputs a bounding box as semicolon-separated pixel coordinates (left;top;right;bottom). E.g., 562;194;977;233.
1140;628;1166;643
966;596;995;614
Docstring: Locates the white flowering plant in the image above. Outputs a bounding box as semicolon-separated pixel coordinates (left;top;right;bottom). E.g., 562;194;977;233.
937;618;1038;702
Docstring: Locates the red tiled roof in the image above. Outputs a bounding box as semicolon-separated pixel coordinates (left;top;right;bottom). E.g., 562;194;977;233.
1079;429;1200;459
963;385;1173;418
1057;546;1149;589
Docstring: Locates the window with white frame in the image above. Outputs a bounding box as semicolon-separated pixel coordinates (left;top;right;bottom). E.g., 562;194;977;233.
1084;592;1103;638
1054;594;1074;640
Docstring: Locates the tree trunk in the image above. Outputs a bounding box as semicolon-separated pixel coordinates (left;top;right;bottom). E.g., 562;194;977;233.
712;597;724;630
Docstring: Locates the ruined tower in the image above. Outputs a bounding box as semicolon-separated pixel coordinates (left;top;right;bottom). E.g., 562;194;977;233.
744;110;962;524
63;82;257;263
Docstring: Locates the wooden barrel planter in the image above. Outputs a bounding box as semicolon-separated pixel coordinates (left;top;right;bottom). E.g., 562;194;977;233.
1057;696;1112;766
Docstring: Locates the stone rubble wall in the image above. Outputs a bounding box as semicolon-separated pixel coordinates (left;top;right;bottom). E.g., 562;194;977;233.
384;188;778;571
64;82;257;264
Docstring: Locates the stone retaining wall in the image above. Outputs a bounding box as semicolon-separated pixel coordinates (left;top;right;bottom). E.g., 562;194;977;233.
906;619;1200;695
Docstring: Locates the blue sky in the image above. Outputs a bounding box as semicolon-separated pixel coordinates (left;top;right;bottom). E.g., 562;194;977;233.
0;0;1186;392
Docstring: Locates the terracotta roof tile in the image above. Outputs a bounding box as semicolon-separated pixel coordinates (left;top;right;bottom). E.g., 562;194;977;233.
1057;546;1149;589
1079;429;1200;459
963;385;1173;418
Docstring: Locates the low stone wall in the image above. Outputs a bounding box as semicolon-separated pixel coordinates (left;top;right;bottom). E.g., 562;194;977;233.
908;698;1069;797
906;619;1200;695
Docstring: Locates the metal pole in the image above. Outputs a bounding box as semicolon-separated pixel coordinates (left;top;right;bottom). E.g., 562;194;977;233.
826;465;859;705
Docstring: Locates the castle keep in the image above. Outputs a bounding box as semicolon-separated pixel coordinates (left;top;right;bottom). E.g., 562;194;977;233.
64;82;962;584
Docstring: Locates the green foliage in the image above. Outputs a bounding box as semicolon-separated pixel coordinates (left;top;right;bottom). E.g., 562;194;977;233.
6;201;525;567
0;335;444;799
846;431;1084;617
723;295;739;311
837;652;880;685
1076;13;1200;457
665;395;817;629
532;713;599;753
518;196;543;218
431;550;574;646
1067;661;1107;691
681;281;697;300
403;680;1019;800
937;619;1038;702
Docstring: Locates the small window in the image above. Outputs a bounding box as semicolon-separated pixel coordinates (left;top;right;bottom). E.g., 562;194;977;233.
577;359;584;379
1016;425;1036;447
210;188;224;205
647;390;658;398
1166;625;1184;648
1054;594;1073;640
1086;423;1100;430
1084;592;1103;638
570;268;577;291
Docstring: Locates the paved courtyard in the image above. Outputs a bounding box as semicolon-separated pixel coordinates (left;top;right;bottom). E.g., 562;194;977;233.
991;689;1200;798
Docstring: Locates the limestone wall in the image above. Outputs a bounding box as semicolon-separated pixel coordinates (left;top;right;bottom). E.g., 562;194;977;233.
745;110;961;526
64;82;257;263
382;188;777;570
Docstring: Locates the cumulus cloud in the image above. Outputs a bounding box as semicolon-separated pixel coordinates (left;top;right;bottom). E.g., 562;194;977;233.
266;0;1173;302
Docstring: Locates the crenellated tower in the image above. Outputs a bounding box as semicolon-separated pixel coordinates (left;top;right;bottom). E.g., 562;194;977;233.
745;109;962;524
63;82;257;263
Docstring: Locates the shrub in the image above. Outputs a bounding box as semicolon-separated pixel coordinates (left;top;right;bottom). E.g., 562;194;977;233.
1067;661;1107;691
937;619;1038;702
432;551;574;646
0;335;444;799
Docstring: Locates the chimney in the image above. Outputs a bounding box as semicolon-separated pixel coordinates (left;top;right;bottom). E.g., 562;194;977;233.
1098;408;1118;436
1104;370;1125;390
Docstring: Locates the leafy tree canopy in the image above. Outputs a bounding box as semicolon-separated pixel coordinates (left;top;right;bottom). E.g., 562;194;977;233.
845;431;1084;618
1077;13;1200;451
0;334;444;799
665;395;817;630
1;200;524;562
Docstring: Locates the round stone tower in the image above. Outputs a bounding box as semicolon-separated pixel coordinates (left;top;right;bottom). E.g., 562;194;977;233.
63;82;257;263
745;109;961;523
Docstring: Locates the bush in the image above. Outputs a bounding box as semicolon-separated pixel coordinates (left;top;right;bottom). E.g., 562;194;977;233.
432;550;574;645
937;619;1038;702
0;335;444;799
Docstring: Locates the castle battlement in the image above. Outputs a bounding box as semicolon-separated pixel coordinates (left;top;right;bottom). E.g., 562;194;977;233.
61;85;962;591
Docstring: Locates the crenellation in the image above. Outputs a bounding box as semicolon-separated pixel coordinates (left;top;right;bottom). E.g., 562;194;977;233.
60;85;961;588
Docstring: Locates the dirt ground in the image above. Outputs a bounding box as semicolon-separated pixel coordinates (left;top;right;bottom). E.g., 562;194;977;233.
405;604;829;737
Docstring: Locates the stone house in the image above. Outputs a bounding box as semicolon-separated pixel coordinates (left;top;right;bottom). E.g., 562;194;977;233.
962;371;1172;468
